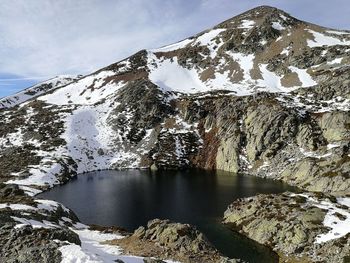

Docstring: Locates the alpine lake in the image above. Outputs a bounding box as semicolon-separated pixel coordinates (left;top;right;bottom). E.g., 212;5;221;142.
39;169;297;263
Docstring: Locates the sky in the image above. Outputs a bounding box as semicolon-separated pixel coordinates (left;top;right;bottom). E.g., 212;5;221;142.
1;0;349;98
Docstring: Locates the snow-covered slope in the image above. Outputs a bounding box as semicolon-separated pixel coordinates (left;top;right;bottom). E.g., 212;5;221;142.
0;75;79;109
1;5;350;192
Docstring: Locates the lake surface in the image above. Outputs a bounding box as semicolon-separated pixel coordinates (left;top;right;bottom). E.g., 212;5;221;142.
39;169;296;262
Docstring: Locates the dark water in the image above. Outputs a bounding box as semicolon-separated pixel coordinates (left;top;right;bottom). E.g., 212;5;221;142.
39;169;296;262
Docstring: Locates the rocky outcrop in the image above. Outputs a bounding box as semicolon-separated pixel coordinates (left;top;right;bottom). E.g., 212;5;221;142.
111;219;246;263
0;183;81;262
223;192;350;262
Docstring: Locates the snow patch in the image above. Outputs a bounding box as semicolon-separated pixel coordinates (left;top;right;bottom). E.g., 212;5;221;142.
60;227;178;263
307;30;350;47
194;28;226;47
0;203;36;211
148;55;207;94
238;20;255;29
151;38;193;52
12;216;58;229
290;194;350;244
288;66;317;87
0;75;77;109
40;71;124;105
272;22;285;31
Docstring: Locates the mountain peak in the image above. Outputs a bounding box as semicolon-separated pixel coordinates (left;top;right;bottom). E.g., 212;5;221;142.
245;5;284;14
240;5;292;19
217;5;297;30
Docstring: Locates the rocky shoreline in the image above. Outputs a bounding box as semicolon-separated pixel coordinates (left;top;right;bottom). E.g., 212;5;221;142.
223;192;350;262
2;173;349;262
0;182;250;262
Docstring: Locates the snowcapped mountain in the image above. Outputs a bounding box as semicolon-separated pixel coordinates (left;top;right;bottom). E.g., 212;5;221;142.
0;75;80;109
1;6;350;262
1;6;349;195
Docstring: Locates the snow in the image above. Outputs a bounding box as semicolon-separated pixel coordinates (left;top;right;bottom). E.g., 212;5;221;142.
327;143;340;150
290;194;350;244
238;20;255;29
60;226;178;263
59;228;123;263
0;75;77;109
258;64;284;92
148;55;207;94
149;53;254;95
20;186;43;196
12;216;58;229
151;39;193;52
0;199;69;215
288;66;317;87
280;15;288;21
36;199;70;212
0;203;36;211
62;102;140;173
151;28;226;58
6;163;64;187
328;57;343;65
0;128;24;147
276;94;350;114
229;52;255;81
148;52;318;97
300;148;332;159
337;197;350;208
314;198;350;243
194;28;226;46
193;28;226;59
326;30;350;35
40;71;124;105
257;64;298;93
271;22;285;31
9;214;177;262
307;30;350;47
281;46;291;56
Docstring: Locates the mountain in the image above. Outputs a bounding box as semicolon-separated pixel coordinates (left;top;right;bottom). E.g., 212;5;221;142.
0;75;80;109
0;6;350;262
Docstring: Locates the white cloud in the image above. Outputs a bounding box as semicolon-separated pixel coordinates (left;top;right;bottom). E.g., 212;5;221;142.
0;0;349;79
0;0;200;77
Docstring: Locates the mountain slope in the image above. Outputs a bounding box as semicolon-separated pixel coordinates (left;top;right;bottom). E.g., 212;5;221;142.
1;6;350;261
0;75;80;109
2;6;349;193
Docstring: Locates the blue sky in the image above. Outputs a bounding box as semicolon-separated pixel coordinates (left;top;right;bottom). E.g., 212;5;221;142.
1;0;350;98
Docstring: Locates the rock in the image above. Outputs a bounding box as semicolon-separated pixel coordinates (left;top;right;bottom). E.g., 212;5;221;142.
319;111;350;141
0;183;25;198
223;192;350;262
133;226;146;238
0;225;63;263
107;219;227;263
139;219;214;254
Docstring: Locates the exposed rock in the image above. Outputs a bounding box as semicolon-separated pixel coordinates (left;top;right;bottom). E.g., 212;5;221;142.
111;219;237;263
223;192;350;262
